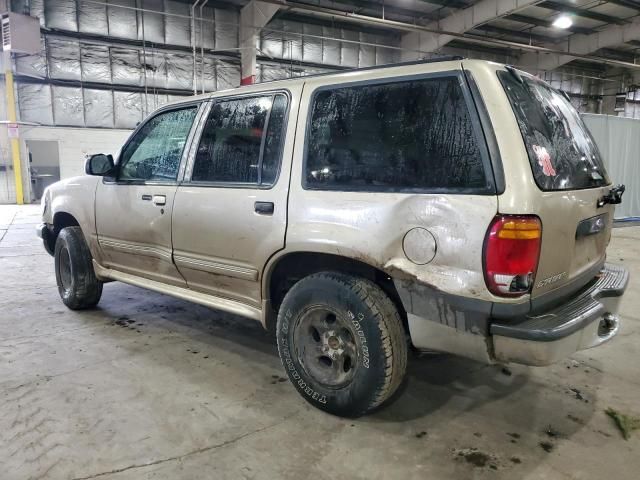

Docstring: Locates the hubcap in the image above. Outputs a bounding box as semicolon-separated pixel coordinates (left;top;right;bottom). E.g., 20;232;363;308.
58;247;72;291
293;307;359;388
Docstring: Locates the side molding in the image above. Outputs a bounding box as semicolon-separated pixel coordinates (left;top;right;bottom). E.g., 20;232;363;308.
93;261;262;322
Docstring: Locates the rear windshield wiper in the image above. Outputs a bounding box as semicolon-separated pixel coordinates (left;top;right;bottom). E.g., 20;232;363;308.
598;184;625;208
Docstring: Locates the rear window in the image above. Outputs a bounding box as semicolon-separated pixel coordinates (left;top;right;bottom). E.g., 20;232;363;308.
304;76;491;192
498;70;609;191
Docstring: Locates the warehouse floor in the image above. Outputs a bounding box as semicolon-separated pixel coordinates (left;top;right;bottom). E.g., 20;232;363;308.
1;204;639;480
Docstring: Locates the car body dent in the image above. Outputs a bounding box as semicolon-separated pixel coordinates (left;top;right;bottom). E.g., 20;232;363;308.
284;191;512;303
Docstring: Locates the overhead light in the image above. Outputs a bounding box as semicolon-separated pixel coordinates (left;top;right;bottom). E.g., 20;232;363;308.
552;16;573;29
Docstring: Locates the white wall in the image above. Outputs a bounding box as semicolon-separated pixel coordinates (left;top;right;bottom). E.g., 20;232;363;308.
20;126;132;180
583;114;640;219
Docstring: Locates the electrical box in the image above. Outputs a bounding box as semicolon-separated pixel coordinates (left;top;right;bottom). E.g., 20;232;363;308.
1;12;40;55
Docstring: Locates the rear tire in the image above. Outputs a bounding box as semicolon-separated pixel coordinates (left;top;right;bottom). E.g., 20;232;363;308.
54;226;103;310
276;272;407;417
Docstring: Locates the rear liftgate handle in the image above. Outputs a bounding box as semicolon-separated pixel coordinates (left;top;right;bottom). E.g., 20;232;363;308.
597;184;625;208
254;201;274;215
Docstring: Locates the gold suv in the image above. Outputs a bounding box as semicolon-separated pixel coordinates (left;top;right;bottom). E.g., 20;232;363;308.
38;59;628;417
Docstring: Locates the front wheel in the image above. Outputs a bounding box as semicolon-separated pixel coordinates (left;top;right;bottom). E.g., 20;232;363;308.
54;226;103;310
276;272;407;417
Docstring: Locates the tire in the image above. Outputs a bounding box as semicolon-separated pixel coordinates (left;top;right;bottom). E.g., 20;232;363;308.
276;272;407;417
54;226;103;310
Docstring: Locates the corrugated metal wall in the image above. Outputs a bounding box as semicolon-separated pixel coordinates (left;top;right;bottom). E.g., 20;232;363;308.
11;0;400;129
258;18;399;71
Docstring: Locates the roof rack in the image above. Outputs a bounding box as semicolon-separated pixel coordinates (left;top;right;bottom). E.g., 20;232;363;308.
256;55;465;85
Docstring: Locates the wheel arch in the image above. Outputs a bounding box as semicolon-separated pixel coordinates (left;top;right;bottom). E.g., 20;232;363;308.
53;211;80;233
262;250;408;334
41;211;81;253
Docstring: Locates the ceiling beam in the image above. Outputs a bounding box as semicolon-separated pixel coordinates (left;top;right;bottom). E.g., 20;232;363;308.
400;0;543;58
519;15;640;70
447;38;514;56
473;24;553;42
539;1;629;25
293;0;439;21
603;0;640;12
594;47;638;62
274;11;397;36
506;13;594;35
415;0;470;9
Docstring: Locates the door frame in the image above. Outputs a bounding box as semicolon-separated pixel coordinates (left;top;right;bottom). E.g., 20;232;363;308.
103;99;209;187
170;87;298;305
94;100;209;281
181;89;292;186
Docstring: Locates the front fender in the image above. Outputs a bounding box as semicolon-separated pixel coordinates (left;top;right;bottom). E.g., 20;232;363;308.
46;176;102;260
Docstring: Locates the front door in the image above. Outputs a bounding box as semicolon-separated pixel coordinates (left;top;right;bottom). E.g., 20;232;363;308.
96;104;200;286
172;89;298;307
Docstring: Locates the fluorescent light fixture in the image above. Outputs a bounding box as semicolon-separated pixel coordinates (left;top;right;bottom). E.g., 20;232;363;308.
552;16;573;29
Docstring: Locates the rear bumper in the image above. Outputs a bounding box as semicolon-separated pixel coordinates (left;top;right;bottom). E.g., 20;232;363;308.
36;223;55;256
491;263;628;366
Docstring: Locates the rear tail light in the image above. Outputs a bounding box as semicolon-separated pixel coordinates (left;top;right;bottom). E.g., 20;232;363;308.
484;215;542;297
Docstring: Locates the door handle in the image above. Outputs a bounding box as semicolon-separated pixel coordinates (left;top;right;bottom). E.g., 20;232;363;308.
254;201;274;215
141;194;152;201
152;195;166;206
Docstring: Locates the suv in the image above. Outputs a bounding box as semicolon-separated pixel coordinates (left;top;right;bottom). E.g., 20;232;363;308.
38;59;628;417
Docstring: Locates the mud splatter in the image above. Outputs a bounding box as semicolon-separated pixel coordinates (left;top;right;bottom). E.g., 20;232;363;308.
455;448;497;469
539;441;554;453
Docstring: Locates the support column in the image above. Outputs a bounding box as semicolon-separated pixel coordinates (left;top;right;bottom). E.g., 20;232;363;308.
239;0;279;85
3;51;24;205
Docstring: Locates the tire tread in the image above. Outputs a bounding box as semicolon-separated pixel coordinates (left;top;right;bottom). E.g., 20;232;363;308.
55;226;102;310
278;271;407;415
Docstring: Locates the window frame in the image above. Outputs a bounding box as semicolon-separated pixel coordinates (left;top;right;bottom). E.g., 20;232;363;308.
105;100;205;187
496;69;610;192
183;89;292;190
301;71;497;195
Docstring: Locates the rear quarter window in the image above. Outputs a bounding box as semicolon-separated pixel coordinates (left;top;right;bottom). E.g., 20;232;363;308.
498;70;609;191
304;75;493;193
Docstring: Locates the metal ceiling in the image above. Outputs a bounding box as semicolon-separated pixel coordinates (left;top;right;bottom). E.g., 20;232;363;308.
260;0;639;70
260;0;639;68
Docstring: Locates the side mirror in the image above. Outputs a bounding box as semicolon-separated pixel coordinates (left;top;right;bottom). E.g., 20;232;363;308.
85;154;114;176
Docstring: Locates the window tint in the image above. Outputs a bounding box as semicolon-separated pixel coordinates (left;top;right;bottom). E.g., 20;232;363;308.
192;94;288;185
498;71;609;191
119;107;197;182
305;77;488;191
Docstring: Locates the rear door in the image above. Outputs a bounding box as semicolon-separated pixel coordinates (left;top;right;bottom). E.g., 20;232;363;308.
96;104;201;286
498;70;614;300
171;88;299;307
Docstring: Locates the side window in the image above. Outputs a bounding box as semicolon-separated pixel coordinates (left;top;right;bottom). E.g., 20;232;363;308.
191;94;288;185
305;77;489;191
119;107;197;182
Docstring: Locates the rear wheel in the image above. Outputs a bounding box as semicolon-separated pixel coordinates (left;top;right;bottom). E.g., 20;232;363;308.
54;226;103;310
276;272;407;417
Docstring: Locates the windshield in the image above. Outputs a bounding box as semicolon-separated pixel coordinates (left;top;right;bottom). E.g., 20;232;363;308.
498;70;609;191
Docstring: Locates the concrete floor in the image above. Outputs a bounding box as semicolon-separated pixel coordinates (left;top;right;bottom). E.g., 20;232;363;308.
1;204;639;480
